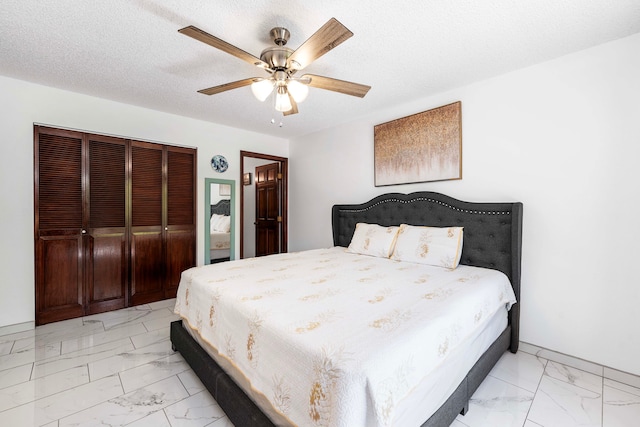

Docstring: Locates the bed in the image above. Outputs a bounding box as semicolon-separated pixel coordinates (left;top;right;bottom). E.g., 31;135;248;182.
171;191;523;426
210;199;231;263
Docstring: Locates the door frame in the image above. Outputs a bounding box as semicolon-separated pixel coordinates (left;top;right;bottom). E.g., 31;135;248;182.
240;151;288;259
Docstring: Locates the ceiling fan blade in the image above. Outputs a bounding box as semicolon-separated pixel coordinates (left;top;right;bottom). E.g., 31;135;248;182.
283;94;299;116
288;18;353;70
303;74;371;98
179;26;269;69
198;78;258;96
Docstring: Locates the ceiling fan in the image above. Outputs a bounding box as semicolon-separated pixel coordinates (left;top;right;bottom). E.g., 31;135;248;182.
178;18;371;116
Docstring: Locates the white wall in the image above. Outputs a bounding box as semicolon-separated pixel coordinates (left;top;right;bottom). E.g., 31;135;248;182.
0;75;288;329
289;33;640;376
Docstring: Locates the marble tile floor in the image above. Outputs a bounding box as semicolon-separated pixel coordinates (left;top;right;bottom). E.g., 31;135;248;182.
0;301;638;427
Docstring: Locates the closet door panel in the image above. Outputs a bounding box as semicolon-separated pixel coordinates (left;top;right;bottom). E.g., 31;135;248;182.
130;141;164;306
35;127;84;325
86;232;127;313
36;233;84;324
130;230;164;304
86;135;128;314
165;229;194;297
165;147;196;297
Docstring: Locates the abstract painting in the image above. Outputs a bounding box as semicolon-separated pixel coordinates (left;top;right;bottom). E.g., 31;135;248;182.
374;101;462;186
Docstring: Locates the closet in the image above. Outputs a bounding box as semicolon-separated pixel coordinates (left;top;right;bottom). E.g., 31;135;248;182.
34;126;196;325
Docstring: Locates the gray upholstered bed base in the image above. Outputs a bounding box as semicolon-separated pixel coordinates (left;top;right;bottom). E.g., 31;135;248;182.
171;320;510;427
171;191;523;427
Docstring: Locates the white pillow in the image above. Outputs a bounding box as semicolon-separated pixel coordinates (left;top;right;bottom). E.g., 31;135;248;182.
210;214;230;232
217;215;231;233
210;213;222;231
346;223;400;258
391;224;464;269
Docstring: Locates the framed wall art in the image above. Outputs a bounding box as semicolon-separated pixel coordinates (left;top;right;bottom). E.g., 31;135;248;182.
242;172;252;186
219;184;231;196
374;101;462;186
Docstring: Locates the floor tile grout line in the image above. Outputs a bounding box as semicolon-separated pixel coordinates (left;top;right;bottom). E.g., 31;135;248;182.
487;372;539;396
522;356;548;425
81;373;192;426
601;370;605;427
0;361;35;385
53;374;126;427
60;319;170;355
11;329;111;362
0;372;120;418
34;336;173;385
603;379;640;398
117;354;191;393
160;407;173;427
176;370;192;396
43;325;170;369
544;360;606;396
96;308;176;335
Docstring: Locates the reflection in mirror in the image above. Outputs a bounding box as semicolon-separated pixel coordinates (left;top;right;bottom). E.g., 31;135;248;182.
204;178;235;265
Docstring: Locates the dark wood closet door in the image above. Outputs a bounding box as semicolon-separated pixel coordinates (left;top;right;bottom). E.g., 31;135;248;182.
35;127;85;325
130;141;164;306
86;135;128;314
165;147;196;298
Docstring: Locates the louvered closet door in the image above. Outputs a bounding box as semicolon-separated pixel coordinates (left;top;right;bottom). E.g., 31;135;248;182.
165;147;196;298
130;141;165;306
35;127;85;325
86;135;128;314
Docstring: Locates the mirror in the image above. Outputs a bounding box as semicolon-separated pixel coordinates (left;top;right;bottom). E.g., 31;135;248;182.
204;178;235;265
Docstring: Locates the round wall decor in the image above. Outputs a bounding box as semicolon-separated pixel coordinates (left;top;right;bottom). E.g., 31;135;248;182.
211;155;228;173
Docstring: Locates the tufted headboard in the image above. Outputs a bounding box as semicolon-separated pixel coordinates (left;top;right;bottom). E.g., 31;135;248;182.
332;191;523;350
210;199;231;217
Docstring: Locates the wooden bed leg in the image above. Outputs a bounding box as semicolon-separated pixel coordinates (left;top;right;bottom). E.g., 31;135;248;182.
459;401;469;416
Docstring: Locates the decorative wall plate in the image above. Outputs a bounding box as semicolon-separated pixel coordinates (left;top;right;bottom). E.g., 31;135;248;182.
211;155;228;173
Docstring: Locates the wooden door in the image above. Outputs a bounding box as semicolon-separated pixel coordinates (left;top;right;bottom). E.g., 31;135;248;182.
165;147;196;298
85;134;128;314
130;141;164;306
255;162;280;257
35;127;85;325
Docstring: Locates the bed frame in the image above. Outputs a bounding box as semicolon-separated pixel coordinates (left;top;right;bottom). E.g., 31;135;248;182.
171;191;523;427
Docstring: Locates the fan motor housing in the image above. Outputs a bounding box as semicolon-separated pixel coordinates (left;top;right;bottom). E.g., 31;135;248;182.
260;46;294;70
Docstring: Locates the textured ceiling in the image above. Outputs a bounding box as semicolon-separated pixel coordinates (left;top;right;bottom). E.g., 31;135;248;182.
2;0;639;139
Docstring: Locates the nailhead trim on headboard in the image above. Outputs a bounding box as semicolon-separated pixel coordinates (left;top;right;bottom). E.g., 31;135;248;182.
338;197;511;215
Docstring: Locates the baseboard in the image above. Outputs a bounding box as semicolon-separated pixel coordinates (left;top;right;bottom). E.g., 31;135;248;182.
0;320;35;337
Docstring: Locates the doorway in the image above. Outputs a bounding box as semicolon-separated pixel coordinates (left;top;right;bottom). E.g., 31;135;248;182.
240;151;288;259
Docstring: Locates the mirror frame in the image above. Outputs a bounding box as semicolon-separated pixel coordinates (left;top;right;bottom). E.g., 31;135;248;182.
204;178;236;265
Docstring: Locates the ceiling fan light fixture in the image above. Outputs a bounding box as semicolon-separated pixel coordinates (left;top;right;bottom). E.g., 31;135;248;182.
274;86;292;112
181;18;370;116
251;79;274;102
287;79;309;103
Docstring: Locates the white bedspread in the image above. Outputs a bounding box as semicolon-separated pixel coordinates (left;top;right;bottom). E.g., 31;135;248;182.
174;247;516;427
209;231;230;249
